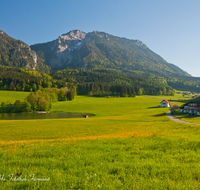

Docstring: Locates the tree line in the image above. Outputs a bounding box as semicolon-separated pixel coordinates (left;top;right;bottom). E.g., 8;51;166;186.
77;83;136;97
52;69;175;96
0;87;76;113
76;83;175;96
0;67;176;97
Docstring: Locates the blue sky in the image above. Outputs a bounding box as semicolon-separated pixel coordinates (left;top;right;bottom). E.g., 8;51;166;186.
1;0;200;77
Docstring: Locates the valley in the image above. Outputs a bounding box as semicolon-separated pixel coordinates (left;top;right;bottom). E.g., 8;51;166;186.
1;28;200;189
1;93;200;189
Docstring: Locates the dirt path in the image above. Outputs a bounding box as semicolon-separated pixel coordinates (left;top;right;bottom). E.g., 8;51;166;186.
166;111;200;125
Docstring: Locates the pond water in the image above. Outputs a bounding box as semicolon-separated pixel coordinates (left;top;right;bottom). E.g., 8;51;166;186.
0;112;95;120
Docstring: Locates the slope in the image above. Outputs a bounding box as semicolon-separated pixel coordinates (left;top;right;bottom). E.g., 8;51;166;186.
0;29;50;73
31;30;190;78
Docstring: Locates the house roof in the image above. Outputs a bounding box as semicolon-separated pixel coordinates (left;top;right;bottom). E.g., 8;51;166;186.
187;101;200;104
180;100;200;108
161;99;170;104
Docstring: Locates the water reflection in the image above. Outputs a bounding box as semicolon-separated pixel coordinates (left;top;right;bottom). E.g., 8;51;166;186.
0;112;94;120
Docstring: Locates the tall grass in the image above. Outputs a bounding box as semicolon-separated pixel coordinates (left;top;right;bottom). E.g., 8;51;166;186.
1;137;200;189
1;93;200;189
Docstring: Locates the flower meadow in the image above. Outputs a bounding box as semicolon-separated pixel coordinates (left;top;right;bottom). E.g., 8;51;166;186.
1;93;200;189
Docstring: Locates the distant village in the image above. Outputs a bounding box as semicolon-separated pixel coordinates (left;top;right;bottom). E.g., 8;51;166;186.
176;91;200;99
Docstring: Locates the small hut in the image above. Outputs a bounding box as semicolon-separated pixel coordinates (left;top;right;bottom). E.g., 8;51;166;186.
160;100;170;107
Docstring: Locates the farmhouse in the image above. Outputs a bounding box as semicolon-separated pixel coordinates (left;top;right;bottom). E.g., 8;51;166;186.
192;95;200;99
180;101;200;115
160;100;170;107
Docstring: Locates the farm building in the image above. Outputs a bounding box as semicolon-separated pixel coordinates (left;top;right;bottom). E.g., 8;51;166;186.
160;100;171;107
180;101;200;115
192;95;200;99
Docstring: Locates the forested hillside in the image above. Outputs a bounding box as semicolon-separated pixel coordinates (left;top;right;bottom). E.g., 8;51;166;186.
51;69;175;96
1;29;200;94
0;66;69;91
0;29;50;73
167;77;200;92
0;67;175;96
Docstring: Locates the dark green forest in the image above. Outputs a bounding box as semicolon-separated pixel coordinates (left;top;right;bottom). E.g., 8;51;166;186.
0;67;176;96
2;65;200;97
51;69;175;96
167;77;200;92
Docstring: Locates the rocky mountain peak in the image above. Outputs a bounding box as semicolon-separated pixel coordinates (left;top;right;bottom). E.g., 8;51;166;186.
60;30;86;41
92;31;110;40
30;29;190;78
55;30;88;53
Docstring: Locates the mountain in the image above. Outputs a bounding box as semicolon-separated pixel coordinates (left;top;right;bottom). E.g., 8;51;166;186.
0;29;50;73
31;30;190;78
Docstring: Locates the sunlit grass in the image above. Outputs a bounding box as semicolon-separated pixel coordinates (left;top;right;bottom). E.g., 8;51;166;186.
0;96;184;142
1;93;200;189
0;90;29;103
2;137;200;189
172;112;200;124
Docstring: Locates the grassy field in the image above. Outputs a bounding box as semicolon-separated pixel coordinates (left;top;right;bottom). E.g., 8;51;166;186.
0;90;29;103
1;92;200;189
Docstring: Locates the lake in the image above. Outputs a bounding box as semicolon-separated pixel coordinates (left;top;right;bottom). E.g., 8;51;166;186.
0;112;94;120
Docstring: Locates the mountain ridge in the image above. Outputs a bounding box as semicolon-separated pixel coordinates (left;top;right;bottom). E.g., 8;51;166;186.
0;28;191;78
30;30;190;78
0;29;50;73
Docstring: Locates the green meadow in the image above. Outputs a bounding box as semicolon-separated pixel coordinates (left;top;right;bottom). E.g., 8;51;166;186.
1;92;200;189
172;112;200;125
0;90;29;103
